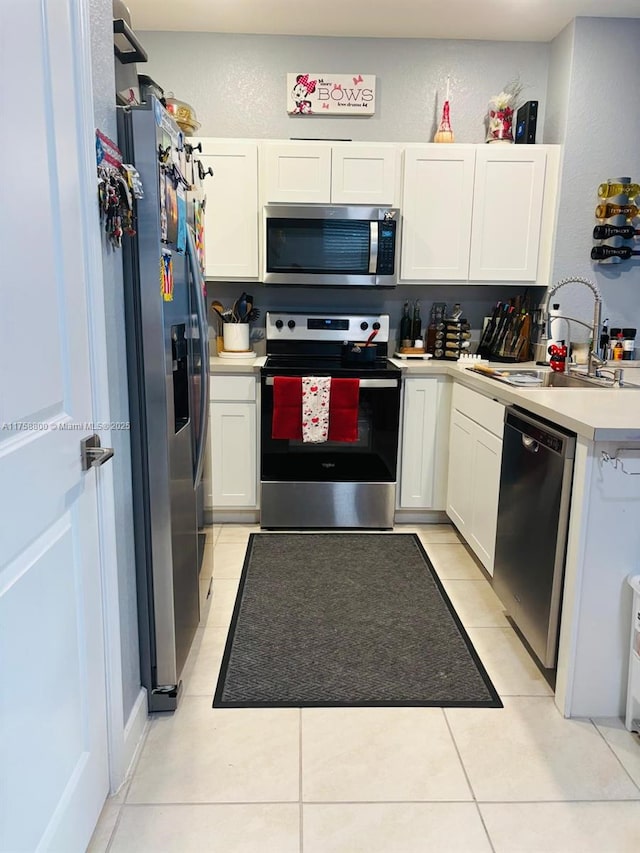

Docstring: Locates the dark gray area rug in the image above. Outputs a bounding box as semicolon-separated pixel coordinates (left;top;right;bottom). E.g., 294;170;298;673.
213;533;502;708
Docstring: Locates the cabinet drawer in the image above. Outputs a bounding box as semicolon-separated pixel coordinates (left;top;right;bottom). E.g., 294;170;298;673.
210;375;256;402
452;383;504;438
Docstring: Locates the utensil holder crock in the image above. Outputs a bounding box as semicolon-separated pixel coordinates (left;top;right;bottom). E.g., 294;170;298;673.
223;323;250;352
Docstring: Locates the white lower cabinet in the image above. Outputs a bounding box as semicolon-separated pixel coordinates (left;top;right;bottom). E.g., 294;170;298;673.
398;377;451;510
208;375;258;509
446;385;504;574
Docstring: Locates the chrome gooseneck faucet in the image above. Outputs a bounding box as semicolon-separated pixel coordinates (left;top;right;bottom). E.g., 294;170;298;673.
544;276;605;377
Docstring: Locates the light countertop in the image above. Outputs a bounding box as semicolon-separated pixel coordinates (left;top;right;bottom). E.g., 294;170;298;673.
209;355;640;442
393;359;640;442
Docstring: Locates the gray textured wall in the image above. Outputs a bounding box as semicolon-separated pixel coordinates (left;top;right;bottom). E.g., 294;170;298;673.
548;17;640;343
139;32;549;144
90;0;140;722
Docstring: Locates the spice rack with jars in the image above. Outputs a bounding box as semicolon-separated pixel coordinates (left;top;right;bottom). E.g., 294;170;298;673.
592;178;640;264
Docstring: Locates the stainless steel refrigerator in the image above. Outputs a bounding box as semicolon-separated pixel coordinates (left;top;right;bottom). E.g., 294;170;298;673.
118;99;209;712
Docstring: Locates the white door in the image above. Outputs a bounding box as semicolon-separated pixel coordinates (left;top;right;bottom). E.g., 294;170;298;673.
469;146;547;281
400;145;476;281
399;378;439;508
446;409;475;536
468;426;503;575
210;403;257;507
197;141;259;279
0;1;109;851
262;141;332;203
331;144;399;205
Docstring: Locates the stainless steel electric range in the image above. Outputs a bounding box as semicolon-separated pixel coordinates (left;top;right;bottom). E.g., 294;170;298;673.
260;312;402;529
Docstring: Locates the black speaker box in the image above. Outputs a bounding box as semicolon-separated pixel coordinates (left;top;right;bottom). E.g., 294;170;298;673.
514;100;538;144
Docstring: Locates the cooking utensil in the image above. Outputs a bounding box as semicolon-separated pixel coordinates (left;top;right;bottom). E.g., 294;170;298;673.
236;292;249;322
210;300;226;323
342;327;379;364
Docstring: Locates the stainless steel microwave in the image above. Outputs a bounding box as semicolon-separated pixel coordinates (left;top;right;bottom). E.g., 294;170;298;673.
263;205;399;286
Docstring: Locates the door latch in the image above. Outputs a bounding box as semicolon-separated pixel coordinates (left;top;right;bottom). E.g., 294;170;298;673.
81;433;115;471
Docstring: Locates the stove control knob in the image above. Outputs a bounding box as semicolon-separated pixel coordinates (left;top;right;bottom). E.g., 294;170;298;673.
372;322;381;330
360;322;369;331
287;320;296;329
275;319;283;330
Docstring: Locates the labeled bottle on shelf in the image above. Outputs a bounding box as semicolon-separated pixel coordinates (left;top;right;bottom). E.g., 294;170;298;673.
399;301;412;348
598;182;640;199
623;336;636;360
592;245;640;261
613;333;625;361
595;202;639;220
593;224;640;240
614;327;638;361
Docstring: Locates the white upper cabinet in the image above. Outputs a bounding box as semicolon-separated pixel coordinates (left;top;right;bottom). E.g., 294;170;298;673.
196;139;259;279
262;141;399;205
400;144;560;284
400;145;476;281
262;142;332;203
469;146;548;281
330;144;399;205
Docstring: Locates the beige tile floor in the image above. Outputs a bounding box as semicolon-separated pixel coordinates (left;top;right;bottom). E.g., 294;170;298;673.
90;524;640;853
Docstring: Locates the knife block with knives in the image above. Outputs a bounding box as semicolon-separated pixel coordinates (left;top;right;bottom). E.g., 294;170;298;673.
477;295;532;362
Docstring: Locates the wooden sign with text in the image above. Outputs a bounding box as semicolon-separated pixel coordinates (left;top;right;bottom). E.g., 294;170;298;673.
287;73;376;116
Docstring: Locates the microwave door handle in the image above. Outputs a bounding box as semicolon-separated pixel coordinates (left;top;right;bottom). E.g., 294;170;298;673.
369;221;379;273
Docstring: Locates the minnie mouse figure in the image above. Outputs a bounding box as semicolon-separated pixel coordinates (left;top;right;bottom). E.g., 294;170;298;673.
548;342;568;372
291;74;317;114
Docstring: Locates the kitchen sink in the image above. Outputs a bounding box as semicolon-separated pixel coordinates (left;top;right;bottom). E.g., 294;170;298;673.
467;366;640;390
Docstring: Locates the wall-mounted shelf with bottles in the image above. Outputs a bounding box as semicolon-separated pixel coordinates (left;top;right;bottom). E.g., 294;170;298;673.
592;178;640;264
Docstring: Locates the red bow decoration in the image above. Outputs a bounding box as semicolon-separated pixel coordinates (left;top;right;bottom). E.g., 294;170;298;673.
332;84;342;92
353;74;363;85
298;73;317;94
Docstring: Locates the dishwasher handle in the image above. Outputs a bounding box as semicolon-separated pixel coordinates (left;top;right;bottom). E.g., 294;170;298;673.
505;407;576;460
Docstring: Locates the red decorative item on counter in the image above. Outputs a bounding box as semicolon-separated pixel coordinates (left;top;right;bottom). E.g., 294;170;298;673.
548;343;567;372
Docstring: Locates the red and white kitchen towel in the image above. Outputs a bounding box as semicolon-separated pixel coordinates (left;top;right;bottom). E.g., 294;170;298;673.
302;376;330;442
272;376;360;442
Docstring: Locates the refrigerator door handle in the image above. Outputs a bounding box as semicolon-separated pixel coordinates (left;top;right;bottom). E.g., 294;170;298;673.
186;226;210;487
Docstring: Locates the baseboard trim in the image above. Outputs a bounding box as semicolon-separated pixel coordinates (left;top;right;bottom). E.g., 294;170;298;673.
209;509;260;524
117;688;148;793
394;510;449;525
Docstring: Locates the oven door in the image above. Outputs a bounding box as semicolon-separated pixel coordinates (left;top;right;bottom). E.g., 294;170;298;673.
261;375;401;482
260;374;401;528
263;205;398;287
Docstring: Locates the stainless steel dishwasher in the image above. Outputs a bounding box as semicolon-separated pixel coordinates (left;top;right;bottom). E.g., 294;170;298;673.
492;408;576;669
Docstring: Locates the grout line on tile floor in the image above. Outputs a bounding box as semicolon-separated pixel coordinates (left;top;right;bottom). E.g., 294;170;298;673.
474;801;497;853
299;708;304;853
442;706;480;806
590;717;640;793
299;796;640;805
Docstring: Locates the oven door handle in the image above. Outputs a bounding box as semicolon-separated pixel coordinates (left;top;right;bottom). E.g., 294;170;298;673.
264;376;398;388
368;221;379;274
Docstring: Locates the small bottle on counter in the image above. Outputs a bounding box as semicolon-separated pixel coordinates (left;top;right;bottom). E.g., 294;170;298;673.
412;300;422;342
400;301;412;349
613;333;625;361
